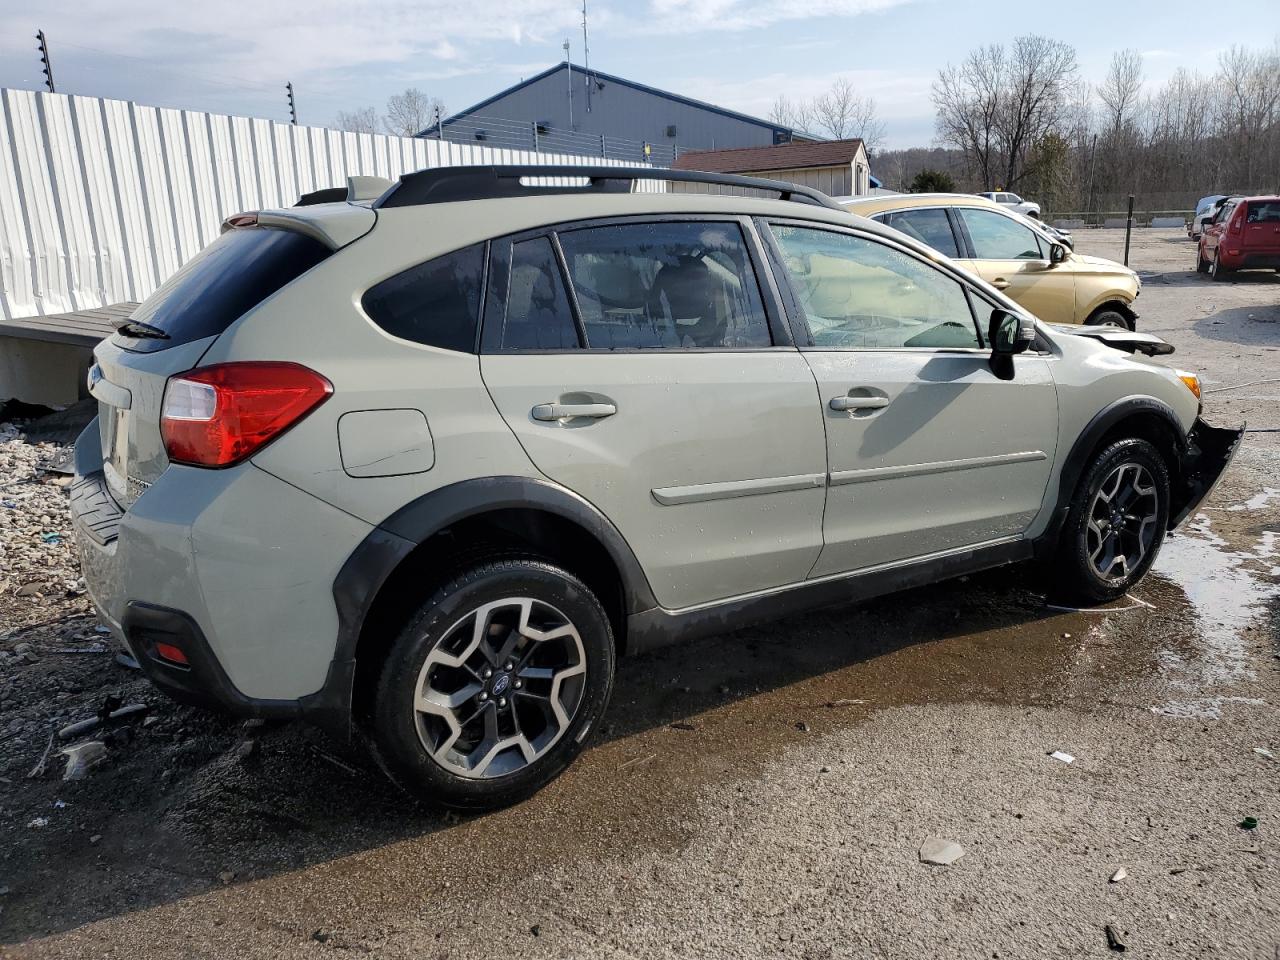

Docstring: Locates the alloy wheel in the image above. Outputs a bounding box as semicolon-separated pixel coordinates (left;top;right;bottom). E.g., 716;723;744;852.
1085;462;1159;581
412;597;587;779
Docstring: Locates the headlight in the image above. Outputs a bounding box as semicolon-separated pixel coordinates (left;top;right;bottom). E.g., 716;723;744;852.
1175;370;1201;400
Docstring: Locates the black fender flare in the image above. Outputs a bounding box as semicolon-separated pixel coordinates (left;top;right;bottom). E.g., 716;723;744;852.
1035;395;1188;557
315;477;658;737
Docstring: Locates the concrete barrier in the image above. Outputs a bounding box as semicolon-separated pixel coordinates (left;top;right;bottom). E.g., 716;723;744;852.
1103;217;1130;229
1150;216;1186;228
1052;218;1086;229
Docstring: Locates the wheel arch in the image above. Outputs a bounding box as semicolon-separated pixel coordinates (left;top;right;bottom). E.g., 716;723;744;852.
331;477;658;731
1035;396;1187;558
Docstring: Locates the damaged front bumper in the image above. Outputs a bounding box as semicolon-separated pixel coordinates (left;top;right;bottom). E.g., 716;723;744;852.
1169;418;1246;528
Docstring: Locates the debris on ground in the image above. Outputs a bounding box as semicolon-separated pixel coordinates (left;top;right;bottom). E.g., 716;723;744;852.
794;721;810;732
1049;750;1076;764
669;721;697;731
919;837;966;866
1110;867;1128;883
1105;924;1128;952
26;818;48;829
58;702;149;740
26;732;56;779
60;741;109;781
1239;816;1258;830
1254;747;1275;761
618;753;657;771
824;698;867;708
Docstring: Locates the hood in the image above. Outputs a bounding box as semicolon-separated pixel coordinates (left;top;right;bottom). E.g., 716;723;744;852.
1049;323;1173;357
1068;253;1137;276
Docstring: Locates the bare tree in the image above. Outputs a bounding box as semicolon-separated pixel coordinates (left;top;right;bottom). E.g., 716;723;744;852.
1217;43;1280;187
809;78;885;149
933;36;1077;189
769;95;815;135
334;107;380;135
384;88;447;138
1098;49;1144;133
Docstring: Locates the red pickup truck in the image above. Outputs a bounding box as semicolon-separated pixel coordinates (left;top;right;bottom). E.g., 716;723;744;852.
1197;195;1280;280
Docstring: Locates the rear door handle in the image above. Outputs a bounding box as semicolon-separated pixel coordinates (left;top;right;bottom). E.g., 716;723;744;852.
829;395;890;412
991;278;1011;290
531;402;617;421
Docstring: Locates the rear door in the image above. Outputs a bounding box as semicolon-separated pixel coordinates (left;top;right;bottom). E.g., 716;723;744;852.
479;217;828;611
762;219;1057;577
1241;200;1280;256
954;206;1076;324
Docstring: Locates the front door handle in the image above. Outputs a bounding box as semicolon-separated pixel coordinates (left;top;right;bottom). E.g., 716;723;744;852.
531;402;617;422
829;395;890;412
991;278;1011;290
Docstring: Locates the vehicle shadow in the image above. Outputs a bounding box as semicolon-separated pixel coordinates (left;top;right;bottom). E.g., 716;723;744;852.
0;563;1166;944
1192;304;1280;348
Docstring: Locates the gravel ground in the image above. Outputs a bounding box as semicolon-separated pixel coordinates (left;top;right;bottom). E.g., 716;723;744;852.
1;229;1277;959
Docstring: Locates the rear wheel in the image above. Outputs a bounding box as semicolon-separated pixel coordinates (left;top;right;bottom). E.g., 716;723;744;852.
371;558;615;810
1050;438;1170;605
1210;251;1231;281
1196;247;1210;273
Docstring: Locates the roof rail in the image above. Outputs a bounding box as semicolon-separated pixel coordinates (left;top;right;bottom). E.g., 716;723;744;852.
373;165;845;211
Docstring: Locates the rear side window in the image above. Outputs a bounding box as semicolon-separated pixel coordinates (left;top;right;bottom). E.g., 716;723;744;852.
362;243;485;352
501;237;580;350
885;208;961;258
119;227;329;353
557;221;772;349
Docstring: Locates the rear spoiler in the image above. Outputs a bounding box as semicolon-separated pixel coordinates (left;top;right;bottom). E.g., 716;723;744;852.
1050;324;1174;357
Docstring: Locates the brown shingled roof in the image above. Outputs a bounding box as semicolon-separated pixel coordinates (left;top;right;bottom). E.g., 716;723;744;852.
672;138;866;174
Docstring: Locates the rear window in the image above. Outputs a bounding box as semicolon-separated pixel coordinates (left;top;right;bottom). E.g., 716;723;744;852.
118;227;330;353
362;243;486;352
1244;201;1280;223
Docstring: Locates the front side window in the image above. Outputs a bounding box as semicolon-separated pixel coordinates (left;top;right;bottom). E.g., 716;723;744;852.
960;208;1044;260
362;243;485;352
556;221;772;349
885;208;961;258
769;225;980;350
501;236;580;350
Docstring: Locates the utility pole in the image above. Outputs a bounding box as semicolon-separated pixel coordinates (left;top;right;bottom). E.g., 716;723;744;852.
582;0;592;113
36;30;56;93
564;39;573;130
285;82;297;125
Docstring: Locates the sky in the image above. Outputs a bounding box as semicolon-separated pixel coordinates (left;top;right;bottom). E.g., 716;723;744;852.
0;0;1273;150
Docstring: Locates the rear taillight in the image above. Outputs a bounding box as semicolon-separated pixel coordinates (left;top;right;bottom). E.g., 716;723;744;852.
161;362;332;467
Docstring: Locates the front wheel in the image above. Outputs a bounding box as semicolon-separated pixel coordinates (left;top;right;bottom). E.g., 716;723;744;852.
372;558;615;810
1196;247;1210;273
1087;309;1131;330
1050;438;1170;605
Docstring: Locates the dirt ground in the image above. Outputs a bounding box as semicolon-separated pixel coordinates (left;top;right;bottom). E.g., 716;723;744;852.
1;228;1278;959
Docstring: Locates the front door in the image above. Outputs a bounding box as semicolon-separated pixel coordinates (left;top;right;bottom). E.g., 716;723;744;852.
479;218;828;611
764;220;1059;577
954;206;1076;325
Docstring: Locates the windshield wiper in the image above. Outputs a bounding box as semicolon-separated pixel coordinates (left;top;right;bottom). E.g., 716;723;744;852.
113;319;170;340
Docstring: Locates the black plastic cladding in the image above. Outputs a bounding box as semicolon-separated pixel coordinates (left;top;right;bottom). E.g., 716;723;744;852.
372;165;846;211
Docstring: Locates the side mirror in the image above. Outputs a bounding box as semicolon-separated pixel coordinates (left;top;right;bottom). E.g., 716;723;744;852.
988;309;1036;355
1049;242;1068;264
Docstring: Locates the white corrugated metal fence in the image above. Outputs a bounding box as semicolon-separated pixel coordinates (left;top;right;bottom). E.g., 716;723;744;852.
0;88;662;322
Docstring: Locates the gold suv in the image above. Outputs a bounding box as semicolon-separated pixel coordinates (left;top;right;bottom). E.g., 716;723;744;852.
841;194;1140;328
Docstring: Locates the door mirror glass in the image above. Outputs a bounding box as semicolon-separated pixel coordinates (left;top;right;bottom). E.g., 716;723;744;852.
1049;242;1068;264
988;309;1035;355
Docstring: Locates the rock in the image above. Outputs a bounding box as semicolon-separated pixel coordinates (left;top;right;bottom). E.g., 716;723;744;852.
919;837;965;866
60;740;108;780
89;834;102;844
218;871;236;884
1254;747;1275;761
1110;867;1127;883
15;583;46;597
669;721;696;731
27;817;49;828
232;739;257;761
794;721;810;733
530;924;541;937
13;642;32;656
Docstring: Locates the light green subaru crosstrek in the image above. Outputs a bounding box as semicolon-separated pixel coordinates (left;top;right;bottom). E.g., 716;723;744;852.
71;166;1241;810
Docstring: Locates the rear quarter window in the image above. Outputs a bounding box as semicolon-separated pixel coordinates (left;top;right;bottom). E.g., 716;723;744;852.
117;227;330;353
362;243;486;352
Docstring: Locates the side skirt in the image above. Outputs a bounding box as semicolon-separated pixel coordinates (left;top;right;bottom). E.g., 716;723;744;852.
625;537;1033;655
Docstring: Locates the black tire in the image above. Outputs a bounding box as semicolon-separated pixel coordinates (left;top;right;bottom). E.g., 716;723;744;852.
1087;308;1132;330
371;558;615;811
1210;251;1231;281
1196;247;1210;273
1050;438;1170;605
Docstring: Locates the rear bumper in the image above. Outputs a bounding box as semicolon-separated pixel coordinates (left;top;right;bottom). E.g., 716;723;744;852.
69;419;374;734
1169;418;1245;528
